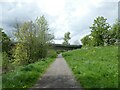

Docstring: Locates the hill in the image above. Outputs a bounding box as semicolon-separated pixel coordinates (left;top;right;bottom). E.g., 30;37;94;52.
62;46;118;88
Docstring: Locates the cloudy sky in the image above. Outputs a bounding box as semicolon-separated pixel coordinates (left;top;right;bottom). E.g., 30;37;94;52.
0;0;119;44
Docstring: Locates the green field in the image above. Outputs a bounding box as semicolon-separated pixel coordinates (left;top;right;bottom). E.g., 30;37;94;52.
62;46;118;88
2;57;55;88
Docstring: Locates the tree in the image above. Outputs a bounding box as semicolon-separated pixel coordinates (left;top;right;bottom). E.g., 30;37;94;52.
90;16;110;46
0;28;11;52
1;28;13;73
110;20;120;44
104;20;120;45
0;28;2;52
63;32;71;45
13;16;54;65
81;34;93;46
35;16;54;58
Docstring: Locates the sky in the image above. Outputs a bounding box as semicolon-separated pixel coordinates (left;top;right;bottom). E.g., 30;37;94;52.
0;0;119;45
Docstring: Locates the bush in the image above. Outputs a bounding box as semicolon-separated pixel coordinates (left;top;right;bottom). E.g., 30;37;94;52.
56;50;66;54
20;64;34;72
12;16;54;65
2;52;14;73
2;52;9;73
47;49;57;58
12;43;29;66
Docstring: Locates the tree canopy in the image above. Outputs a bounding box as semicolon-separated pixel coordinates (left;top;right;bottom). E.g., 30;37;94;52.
81;16;118;46
0;28;11;52
13;16;54;65
63;32;71;45
90;16;110;46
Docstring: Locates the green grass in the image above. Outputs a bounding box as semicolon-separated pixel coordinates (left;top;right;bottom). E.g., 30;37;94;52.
62;46;118;88
0;53;2;90
0;52;2;67
2;57;55;88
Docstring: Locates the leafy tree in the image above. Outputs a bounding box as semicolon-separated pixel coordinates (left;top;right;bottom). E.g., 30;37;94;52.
2;52;10;73
13;16;54;65
12;43;29;65
0;28;12;53
105;20;120;45
90;16;110;46
110;20;120;44
0;28;14;73
63;32;71;45
0;28;2;52
2;51;14;73
0;28;2;40
35;16;54;58
81;34;93;46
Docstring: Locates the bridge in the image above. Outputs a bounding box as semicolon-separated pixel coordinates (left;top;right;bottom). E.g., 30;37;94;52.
51;44;82;51
9;42;82;51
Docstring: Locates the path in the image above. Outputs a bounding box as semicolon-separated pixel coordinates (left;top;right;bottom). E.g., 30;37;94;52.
31;54;82;88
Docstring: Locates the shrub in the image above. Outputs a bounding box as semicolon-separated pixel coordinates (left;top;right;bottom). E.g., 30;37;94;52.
2;52;14;73
20;64;34;72
47;49;57;58
12;43;29;66
56;50;66;54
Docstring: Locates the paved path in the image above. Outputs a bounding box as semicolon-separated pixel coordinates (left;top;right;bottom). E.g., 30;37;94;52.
31;54;81;88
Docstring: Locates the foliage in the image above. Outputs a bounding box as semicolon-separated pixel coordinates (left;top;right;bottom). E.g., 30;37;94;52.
13;16;54;65
62;46;118;88
81;34;93;46
63;32;71;45
105;20;120;45
2;52;9;73
81;17;119;46
0;28;12;53
2;52;14;73
0;28;14;73
0;28;2;52
2;57;55;88
12;43;29;65
0;53;1;67
56;50;66;54
47;49;57;58
90;16;110;46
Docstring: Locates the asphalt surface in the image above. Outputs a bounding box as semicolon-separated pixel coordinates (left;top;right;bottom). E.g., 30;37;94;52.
31;54;82;89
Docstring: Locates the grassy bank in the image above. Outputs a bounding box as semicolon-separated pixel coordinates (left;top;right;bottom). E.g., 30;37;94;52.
62;46;118;88
0;53;2;90
2;57;55;88
0;53;1;67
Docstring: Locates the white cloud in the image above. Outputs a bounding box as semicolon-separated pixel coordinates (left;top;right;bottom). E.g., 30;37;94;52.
0;0;118;44
37;0;65;16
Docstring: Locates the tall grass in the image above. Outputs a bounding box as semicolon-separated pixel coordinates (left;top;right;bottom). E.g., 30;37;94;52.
62;46;118;88
0;53;2;90
0;52;2;67
2;58;55;88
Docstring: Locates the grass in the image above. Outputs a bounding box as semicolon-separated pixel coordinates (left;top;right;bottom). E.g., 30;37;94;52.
0;53;2;90
0;52;2;67
62;46;118;88
2;57;55;88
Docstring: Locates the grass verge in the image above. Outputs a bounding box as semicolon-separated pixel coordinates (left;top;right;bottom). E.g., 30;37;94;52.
2;57;55;88
62;46;118;88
